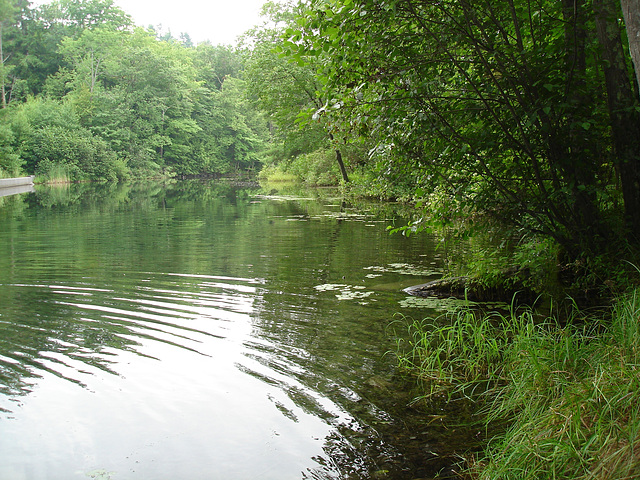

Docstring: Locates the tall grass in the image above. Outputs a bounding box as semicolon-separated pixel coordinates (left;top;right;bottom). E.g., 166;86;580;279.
35;160;72;184
257;164;300;183
394;291;640;479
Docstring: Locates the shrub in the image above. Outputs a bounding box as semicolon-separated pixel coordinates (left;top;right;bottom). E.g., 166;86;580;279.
26;125;126;182
286;148;340;185
0;124;23;178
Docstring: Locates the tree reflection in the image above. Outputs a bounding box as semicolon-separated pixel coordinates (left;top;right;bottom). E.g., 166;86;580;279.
0;180;260;403
0;180;476;478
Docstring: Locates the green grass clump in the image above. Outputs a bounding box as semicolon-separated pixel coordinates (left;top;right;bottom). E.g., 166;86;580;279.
35;160;72;184
257;164;300;183
395;290;640;479
394;308;518;400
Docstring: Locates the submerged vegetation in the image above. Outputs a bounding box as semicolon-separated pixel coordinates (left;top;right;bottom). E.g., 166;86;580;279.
394;289;640;479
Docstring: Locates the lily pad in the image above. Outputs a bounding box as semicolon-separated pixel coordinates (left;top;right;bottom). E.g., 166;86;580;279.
364;263;439;277
314;283;349;292
398;296;474;311
336;290;374;300
315;283;375;301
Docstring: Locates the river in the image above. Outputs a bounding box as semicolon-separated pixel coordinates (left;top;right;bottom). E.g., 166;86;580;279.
0;180;477;480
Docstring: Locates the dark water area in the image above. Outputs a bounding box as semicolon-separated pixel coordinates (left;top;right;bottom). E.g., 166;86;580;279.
0;181;480;480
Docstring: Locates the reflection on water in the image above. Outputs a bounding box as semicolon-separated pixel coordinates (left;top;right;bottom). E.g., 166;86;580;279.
0;181;474;479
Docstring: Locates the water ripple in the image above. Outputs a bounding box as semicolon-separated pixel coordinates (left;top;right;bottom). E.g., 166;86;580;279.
0;272;259;402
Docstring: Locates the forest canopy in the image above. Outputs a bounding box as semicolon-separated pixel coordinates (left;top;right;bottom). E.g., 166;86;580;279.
0;0;268;181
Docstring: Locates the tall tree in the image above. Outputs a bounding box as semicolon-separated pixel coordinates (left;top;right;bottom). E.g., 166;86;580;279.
39;0;131;33
285;0;640;255
187;43;269;175
245;1;350;182
58;26;120;101
594;0;640;240
0;0;17;107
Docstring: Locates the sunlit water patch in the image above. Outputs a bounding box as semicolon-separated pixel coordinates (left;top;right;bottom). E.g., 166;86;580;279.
0;273;350;479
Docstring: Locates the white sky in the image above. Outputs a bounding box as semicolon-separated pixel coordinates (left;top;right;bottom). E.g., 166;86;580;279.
34;0;268;45
114;0;267;45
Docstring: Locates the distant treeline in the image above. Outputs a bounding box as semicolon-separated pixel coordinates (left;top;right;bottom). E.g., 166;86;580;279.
0;0;269;181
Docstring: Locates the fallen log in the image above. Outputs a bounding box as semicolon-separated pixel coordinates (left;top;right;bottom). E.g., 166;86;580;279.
404;267;535;303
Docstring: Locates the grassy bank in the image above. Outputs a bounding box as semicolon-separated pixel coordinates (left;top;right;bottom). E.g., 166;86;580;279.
394;290;640;479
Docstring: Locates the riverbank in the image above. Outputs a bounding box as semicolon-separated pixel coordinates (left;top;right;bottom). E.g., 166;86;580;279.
394;289;640;479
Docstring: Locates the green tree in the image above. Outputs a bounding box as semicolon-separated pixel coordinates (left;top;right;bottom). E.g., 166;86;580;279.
286;0;640;259
8;3;68;101
187;75;267;176
193;42;244;91
38;0;131;33
244;1;351;182
0;0;18;107
2;0;132;103
58;27;121;103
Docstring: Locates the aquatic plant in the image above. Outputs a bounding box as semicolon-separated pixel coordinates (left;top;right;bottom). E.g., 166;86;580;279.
393;303;531;401
394;290;640;479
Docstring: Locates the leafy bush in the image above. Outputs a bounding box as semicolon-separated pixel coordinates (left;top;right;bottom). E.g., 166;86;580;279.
0;124;23;178
27;125;126;182
6;98;123;181
10;97;81;132
285;148;340;185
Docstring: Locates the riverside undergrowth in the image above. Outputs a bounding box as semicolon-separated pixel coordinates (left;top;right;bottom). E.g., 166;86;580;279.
393;290;640;479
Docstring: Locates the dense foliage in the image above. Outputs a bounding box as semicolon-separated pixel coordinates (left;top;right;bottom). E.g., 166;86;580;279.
243;0;356;184
0;0;268;181
279;0;640;277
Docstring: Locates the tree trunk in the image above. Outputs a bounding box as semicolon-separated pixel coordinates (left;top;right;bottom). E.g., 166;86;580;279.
328;133;349;183
560;0;607;250
0;24;6;108
594;0;640;241
335;149;349;183
621;0;640;88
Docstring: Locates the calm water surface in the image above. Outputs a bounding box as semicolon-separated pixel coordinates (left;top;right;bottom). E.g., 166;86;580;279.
0;181;472;480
